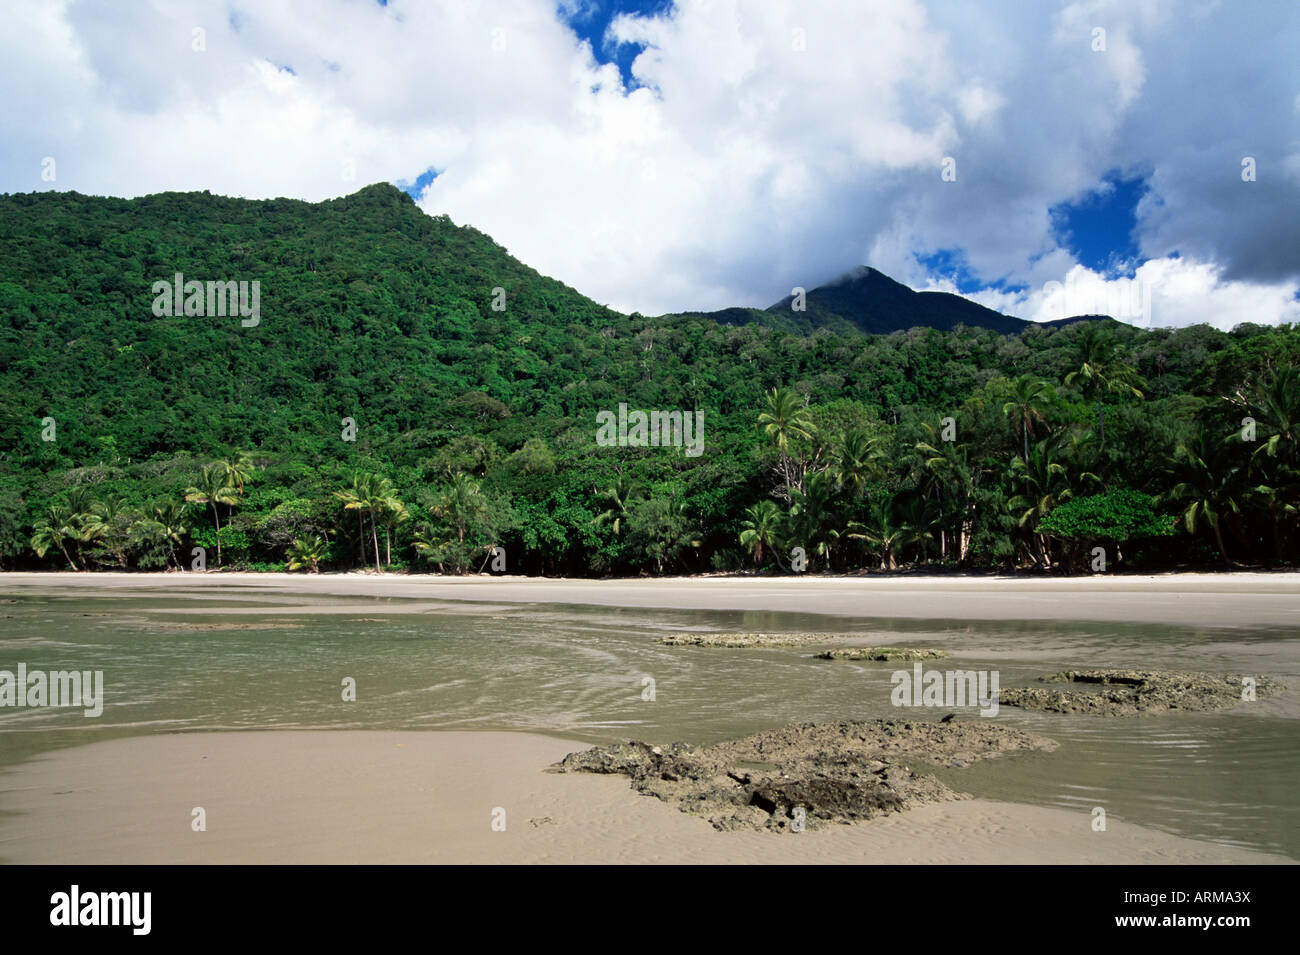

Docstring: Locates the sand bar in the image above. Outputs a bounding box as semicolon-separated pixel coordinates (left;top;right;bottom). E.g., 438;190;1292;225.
0;730;1289;864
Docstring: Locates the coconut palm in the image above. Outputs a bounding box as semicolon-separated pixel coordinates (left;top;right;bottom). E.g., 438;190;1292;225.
412;473;491;573
1244;366;1300;464
131;501;188;569
379;495;409;569
31;505;82;570
335;472;371;568
82;496;134;568
784;469;841;569
432;472;489;546
287;535;328;573
1008;438;1098;567
186;463;239;566
1002;376;1056;462
1161;426;1245;565
848;497;919;571
757;387;816;500
916;423;976;561
335;472;397;571
1064;324;1144;445
593;475;644;537
738;499;783;568
832;428;886;499
220;452;256;494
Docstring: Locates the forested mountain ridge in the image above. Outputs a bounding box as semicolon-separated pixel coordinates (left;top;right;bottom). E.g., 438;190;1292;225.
0;183;1297;576
765;266;1030;335
0;182;620;463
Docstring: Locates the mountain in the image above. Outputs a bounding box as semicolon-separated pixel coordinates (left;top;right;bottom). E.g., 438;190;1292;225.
765;266;1030;335
0;182;1290;576
0;182;622;462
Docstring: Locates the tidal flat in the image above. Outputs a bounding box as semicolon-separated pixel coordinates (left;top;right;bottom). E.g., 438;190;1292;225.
0;572;1296;863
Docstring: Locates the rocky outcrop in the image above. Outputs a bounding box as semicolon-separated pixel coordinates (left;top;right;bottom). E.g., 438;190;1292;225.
814;647;949;661
659;632;949;656
997;668;1280;715
555;719;1057;832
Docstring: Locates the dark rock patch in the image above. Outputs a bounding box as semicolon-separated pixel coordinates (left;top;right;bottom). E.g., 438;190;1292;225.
554;718;1057;832
997;668;1281;716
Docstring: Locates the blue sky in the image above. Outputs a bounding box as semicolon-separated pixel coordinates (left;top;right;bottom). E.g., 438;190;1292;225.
397;2;673;201
3;0;1297;328
558;0;674;90
921;170;1147;296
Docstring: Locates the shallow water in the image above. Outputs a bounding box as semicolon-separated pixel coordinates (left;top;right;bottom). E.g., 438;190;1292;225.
1;589;1297;858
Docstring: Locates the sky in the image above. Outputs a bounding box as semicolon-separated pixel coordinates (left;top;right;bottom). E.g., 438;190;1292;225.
3;0;1298;328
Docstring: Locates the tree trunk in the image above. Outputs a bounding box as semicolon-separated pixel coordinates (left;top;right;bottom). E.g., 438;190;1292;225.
1212;520;1230;566
211;503;222;566
371;513;382;572
358;511;366;568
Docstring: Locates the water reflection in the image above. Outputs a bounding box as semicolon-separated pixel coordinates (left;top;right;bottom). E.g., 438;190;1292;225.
0;590;1296;857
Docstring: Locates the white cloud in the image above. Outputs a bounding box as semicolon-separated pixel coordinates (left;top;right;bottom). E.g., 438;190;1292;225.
0;0;1294;326
954;258;1300;330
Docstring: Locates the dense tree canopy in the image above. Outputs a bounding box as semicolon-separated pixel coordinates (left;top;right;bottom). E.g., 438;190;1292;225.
1;184;1296;574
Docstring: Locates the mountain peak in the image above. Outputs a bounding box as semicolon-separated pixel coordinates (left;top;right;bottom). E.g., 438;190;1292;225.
766;266;1027;336
335;181;417;207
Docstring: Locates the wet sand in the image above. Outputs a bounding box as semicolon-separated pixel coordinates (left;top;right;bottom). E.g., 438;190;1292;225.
4;570;1300;627
3;571;1296;864
0;730;1289;864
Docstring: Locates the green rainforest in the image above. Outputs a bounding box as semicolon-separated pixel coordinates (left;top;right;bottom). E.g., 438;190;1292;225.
1;183;1297;575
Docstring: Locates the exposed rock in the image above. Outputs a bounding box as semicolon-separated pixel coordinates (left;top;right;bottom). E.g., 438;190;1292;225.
554;718;1057;832
997;668;1281;716
658;632;948;652
814;646;949;661
660;632;850;647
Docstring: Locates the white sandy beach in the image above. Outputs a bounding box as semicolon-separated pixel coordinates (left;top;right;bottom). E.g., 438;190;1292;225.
4;569;1300;627
0;729;1289;865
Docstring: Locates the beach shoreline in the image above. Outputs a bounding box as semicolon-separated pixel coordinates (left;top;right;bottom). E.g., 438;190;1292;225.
4;569;1299;627
3;571;1297;864
0;729;1290;865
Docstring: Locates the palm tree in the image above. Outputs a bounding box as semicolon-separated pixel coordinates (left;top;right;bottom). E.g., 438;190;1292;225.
413;473;491;573
785;469;840;569
335;472;397;571
757;387;815;500
379;495;409;569
131;501;188;569
1244;366;1300;464
220;452;256;494
848;497;918;571
593;475;644;537
1161;426;1244;565
1008;438;1098;567
186;463;239;566
1002;376;1056;462
60;487;97;568
892;493;939;565
433;472;489;546
82;496;133;568
916;424;975;561
738;500;783;568
832;428;886;499
335;473;371;568
31;505;82;570
287;535;328;573
1064;324;1144;445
